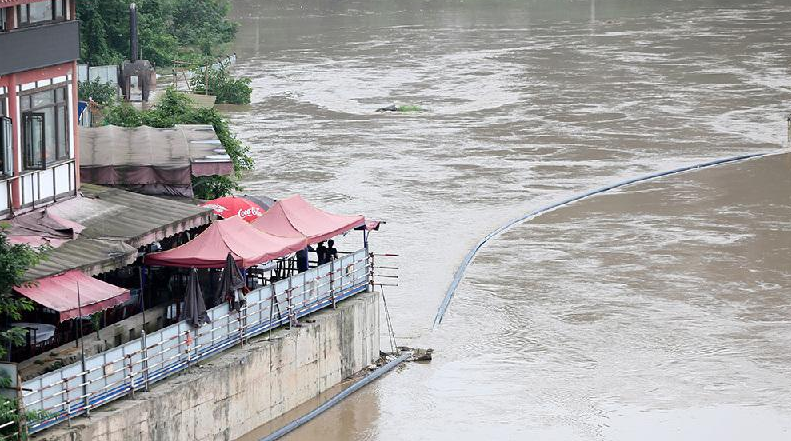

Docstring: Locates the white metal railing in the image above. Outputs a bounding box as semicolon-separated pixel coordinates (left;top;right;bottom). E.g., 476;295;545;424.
21;249;370;433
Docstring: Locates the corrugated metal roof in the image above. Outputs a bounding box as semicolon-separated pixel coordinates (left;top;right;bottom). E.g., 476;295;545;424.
25;239;138;281
79;125;233;183
26;184;213;281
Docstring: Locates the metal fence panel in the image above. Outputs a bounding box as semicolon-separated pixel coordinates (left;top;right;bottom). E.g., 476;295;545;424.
23;248;370;433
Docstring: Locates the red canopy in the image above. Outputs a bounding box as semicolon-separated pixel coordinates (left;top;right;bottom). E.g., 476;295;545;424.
251;195;365;245
15;270;130;322
201;196;265;222
144;216;306;268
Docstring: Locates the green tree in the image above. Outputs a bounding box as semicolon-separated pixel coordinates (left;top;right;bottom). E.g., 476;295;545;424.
103;88;254;199
77;0;238;68
0;229;47;360
78;78;118;105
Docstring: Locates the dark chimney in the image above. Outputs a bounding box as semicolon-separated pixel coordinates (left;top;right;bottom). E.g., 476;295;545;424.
130;3;139;62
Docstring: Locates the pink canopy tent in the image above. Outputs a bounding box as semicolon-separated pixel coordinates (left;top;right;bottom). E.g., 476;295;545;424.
251;195;365;244
144;216;306;268
15;270;130;322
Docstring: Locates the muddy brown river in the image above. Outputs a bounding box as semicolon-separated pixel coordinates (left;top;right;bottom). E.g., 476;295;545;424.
224;0;791;439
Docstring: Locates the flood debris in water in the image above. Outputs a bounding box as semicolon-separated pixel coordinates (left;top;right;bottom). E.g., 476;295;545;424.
375;104;427;113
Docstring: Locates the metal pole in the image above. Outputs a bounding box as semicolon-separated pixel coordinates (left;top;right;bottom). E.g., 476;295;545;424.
76;281;89;416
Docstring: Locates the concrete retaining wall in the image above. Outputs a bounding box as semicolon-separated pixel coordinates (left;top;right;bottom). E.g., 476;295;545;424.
33;291;380;441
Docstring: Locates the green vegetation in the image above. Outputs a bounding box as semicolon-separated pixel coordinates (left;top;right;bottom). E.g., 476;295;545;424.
0;229;46;360
190;65;252;105
396;105;426;112
103;89;254;199
78;78;117;105
77;0;237;67
0;370;52;439
0;229;48;438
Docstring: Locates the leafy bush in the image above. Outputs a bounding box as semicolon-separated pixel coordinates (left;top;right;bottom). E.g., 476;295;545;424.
78;78;117;105
190;66;252;105
103;88;254;199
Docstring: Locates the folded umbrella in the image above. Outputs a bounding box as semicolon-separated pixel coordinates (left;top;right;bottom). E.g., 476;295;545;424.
216;253;246;311
182;269;211;328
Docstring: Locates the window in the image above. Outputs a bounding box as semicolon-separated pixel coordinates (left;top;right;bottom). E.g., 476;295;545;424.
1;117;12;176
1;8;8;32
21;86;69;170
16;0;66;26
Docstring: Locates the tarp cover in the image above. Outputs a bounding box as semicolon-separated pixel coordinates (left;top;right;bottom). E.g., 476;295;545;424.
79;125;233;193
251;195;365;244
14;270;131;322
7;209;85;248
144;216;306;268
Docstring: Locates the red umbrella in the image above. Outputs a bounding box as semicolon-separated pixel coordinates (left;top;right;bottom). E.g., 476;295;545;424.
201;196;265;222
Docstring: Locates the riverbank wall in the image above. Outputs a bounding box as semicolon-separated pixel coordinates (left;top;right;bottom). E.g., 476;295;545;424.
32;291;380;441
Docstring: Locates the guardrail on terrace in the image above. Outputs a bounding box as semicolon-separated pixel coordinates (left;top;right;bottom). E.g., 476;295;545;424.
22;249;371;434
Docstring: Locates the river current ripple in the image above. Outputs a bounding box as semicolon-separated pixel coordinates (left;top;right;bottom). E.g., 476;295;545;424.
226;1;791;439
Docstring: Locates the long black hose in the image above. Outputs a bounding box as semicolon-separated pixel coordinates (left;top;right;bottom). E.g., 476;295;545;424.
259;351;412;441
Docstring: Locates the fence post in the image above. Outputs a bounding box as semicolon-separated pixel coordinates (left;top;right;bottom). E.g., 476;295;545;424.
239;305;247;346
80;353;89;416
16;372;26;441
287;277;294;328
141;330;149;392
268;284;275;340
368;252;374;289
329;259;336;309
62;377;70;427
126;354;134;398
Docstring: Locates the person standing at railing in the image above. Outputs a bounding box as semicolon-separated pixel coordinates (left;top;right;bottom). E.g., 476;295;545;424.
296;247;309;273
316;241;328;265
326;240;338;261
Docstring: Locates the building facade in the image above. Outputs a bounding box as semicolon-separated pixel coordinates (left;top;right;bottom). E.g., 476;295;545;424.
0;0;80;219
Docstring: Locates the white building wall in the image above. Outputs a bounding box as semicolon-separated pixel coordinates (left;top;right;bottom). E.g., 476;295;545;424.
21;173;34;205
53;162;72;195
0;181;9;212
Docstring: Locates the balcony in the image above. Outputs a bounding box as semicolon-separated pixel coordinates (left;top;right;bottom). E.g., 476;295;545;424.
0;20;80;76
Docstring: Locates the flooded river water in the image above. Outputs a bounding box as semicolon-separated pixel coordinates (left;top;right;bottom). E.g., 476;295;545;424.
224;0;791;439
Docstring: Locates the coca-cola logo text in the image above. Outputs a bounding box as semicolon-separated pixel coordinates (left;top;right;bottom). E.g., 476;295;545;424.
238;207;263;219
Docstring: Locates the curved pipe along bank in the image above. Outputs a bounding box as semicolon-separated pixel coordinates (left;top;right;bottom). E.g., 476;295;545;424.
432;149;788;328
259;351;413;441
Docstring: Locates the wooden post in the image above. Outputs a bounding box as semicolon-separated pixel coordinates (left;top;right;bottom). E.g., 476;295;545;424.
16;372;26;441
